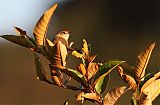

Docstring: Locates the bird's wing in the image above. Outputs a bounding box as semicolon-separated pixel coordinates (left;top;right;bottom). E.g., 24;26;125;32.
58;41;67;67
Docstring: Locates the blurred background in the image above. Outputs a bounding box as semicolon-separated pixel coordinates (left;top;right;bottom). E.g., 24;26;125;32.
0;0;160;105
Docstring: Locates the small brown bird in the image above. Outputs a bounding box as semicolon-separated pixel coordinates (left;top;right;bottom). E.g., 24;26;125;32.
52;29;70;67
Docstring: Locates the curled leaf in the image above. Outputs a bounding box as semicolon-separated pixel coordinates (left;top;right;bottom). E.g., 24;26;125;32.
117;66;137;91
82;39;89;55
82;93;101;102
13;26;26;35
103;86;129;105
72;51;83;58
87;62;99;80
135;43;155;82
33;3;58;46
77;63;86;76
76;91;84;105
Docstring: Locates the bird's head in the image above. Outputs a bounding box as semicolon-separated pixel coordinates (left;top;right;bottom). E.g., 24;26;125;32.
57;29;70;41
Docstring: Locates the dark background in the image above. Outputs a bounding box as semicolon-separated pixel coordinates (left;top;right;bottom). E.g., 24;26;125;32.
0;0;160;105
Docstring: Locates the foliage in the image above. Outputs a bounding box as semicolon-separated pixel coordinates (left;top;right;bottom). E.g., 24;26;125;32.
1;3;160;105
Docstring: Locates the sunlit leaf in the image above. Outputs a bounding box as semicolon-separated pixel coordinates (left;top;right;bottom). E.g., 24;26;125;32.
0;35;35;49
72;51;83;58
63;99;69;105
13;26;26;35
140;71;160;93
77;63;86;76
117;66;137;91
139;93;152;105
76;91;84;105
103;86;129;105
87;62;99;80
95;73;110;94
33;3;58;46
142;79;160;101
135;43;155;82
82;92;101;102
93;61;125;86
82;39;89;55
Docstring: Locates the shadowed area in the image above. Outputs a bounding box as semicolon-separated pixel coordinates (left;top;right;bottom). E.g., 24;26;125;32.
0;0;160;105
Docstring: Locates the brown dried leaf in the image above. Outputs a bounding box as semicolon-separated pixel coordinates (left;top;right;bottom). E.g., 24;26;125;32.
141;71;160;95
142;79;160;101
135;43;155;82
76;91;84;105
103;86;129;105
82;93;101;102
33;3;58;46
117;66;137;91
77;63;86;76
87;62;99;80
49;65;62;86
88;55;97;63
14;26;26;35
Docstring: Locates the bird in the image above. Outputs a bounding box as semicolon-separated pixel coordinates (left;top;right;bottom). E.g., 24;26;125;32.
52;29;70;67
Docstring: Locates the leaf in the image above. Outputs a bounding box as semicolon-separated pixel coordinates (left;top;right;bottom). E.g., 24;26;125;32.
142;79;160;101
135;43;155;82
0;35;35;49
82;39;89;55
63;99;69;105
139;93;152;105
34;52;52;84
95;73;110;94
53;67;88;87
33;3;58;46
117;66;137;91
72;51;83;58
120;63;135;77
13;26;26;35
82;93;101;102
140;71;160;93
103;86;129;105
93;61;125;86
76;91;84;105
77;63;86;76
87;62;99;80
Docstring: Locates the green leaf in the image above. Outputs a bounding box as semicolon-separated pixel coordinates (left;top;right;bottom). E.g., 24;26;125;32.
34;52;52;84
121;63;135;77
93;61;125;86
95;73;110;94
58;68;88;87
1;35;36;49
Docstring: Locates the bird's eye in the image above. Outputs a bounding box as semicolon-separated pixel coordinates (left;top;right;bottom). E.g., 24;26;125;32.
61;31;66;35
